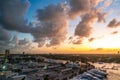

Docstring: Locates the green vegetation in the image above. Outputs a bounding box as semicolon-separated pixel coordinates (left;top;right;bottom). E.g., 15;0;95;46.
39;54;120;63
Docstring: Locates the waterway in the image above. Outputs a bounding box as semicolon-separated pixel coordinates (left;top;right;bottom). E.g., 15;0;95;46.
93;63;120;80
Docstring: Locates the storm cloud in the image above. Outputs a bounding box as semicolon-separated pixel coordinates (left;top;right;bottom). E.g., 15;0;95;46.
0;27;10;41
0;27;11;51
0;0;31;33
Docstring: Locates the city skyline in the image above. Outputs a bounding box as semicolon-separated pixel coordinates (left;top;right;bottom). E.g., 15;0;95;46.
0;0;120;54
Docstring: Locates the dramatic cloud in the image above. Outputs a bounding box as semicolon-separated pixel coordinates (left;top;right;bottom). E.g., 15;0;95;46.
0;27;11;51
0;0;108;49
74;9;105;42
67;0;105;44
31;4;69;47
36;3;69;21
69;0;103;19
0;27;10;42
0;0;106;47
69;0;90;19
0;0;69;48
88;37;95;42
0;0;31;33
0;28;32;53
111;31;118;35
108;18;120;28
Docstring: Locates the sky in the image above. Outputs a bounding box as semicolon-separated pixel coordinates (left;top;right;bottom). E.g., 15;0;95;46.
0;0;120;54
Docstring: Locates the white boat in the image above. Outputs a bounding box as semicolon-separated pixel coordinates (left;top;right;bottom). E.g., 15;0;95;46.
9;75;27;80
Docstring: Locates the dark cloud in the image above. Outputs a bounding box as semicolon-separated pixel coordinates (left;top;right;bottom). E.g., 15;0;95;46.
67;0;105;44
0;0;31;33
72;2;105;44
0;27;11;51
69;0;90;19
0;30;32;52
0;27;10;41
88;37;95;42
108;18;120;28
75;22;92;38
31;4;69;47
69;0;103;19
111;31;118;35
68;0;105;44
74;9;105;37
97;11;106;23
36;3;69;21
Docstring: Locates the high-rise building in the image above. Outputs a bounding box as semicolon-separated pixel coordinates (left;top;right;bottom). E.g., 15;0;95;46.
5;49;10;59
